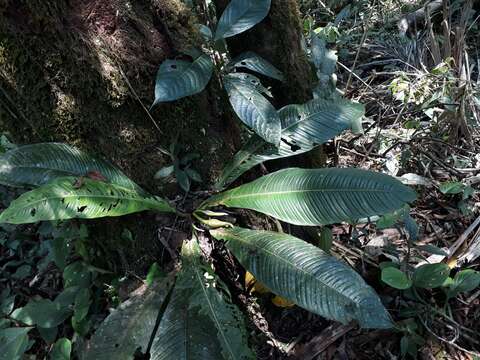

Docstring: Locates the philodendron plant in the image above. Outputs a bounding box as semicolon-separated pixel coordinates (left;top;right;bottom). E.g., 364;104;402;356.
0;1;417;359
0;144;416;359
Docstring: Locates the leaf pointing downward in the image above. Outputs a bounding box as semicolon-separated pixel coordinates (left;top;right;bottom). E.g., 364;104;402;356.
211;227;393;328
224;73;281;146
150;239;253;360
230;52;284;81
176;240;254;360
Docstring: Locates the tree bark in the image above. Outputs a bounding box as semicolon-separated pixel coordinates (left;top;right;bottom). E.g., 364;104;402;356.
0;0;235;190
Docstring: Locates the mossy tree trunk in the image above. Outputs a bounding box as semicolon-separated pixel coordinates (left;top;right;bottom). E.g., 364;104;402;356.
0;0;239;272
0;0;236;189
0;0;314;271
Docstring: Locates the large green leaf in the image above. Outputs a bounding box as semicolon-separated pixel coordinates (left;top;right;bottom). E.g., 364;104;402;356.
177;240;254;360
214;0;271;40
211;227;393;328
206;168;416;226
150;287;223;360
215;98;364;189
0;177;174;224
153;54;213;104
82;277;173;360
0;143;141;191
224;73;281;146
229;52;284;81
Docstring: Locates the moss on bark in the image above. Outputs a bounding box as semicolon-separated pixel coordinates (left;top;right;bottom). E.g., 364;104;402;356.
0;0;237;273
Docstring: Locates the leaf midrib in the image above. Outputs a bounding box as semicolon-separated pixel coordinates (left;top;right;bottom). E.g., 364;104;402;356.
6;191;166;216
193;266;237;360
219;186;399;203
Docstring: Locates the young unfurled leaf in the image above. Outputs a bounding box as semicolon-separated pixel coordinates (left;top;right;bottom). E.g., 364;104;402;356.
230;51;284;81
205;168;416;226
214;0;271;40
153;53;213;105
413;263;450;288
224;73;281;146
211;227;393;328
0;177;174;224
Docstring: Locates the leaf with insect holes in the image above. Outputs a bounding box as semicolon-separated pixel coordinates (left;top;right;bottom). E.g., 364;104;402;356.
0;177;174;224
230;52;284;81
214;0;271;40
224;73;281;146
215;97;364;189
153;54;213;104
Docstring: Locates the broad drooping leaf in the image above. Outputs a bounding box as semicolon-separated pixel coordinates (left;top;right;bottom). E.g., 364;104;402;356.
214;0;271;40
0;327;32;360
206;168;416;226
175;240;254;360
229;52;284;81
224;73;281;145
0;177;174;224
0;143;141;191
215;98;364;189
211;227;393;328
150;288;223;360
82;277;174;360
153;53;213;104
